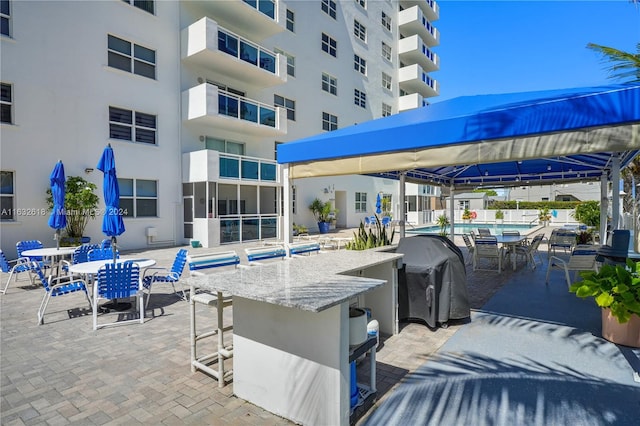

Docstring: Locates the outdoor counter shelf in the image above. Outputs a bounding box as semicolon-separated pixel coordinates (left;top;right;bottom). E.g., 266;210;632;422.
184;249;404;426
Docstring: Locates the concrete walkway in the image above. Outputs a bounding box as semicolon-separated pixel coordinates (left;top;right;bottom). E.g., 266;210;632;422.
3;227;636;425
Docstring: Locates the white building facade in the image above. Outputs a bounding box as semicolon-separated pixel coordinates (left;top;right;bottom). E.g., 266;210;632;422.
0;0;440;256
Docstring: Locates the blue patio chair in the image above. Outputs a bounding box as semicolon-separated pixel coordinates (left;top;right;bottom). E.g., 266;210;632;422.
16;240;51;271
0;249;34;294
94;261;144;330
142;249;189;308
381;216;391;228
100;239;111;249
60;244;99;274
363;216;372;229
245;245;287;265
31;261;91;325
87;248;119;261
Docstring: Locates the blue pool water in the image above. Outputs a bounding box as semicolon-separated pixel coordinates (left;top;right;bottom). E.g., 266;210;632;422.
408;223;538;235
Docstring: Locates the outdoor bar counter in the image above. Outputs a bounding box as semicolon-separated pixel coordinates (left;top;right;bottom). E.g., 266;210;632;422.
185;249;403;425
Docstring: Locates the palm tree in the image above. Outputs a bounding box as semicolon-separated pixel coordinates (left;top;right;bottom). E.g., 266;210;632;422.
587;1;640;214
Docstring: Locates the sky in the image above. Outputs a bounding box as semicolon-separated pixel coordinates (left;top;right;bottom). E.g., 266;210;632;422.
432;0;640;102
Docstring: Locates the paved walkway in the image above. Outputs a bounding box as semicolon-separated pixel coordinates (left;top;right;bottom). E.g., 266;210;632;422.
2;226;610;425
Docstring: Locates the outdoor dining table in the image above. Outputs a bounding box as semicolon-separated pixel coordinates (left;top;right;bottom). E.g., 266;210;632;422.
495;234;528;271
22;246;78;276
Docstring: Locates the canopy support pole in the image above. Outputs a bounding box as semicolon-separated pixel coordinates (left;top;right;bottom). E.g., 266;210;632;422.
600;173;608;244
283;165;292;253
399;172;406;239
611;154;621;230
449;184;455;238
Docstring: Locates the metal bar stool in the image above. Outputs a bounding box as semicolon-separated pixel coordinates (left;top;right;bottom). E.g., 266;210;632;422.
188;251;240;387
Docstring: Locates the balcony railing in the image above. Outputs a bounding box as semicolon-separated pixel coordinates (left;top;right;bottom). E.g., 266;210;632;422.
218;28;277;74
218;91;277;128
219;152;278;182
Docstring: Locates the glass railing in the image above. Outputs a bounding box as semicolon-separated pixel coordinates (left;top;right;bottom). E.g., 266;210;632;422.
218;92;277;128
421;44;435;63
219;153;278;182
421;16;436;38
217;28;277;74
243;0;276;20
421;73;436;90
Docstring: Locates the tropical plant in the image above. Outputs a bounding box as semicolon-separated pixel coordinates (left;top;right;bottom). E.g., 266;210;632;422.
461;208;472;220
576;230;594;245
572;200;600;228
292;223;308;236
436;214;449;236
46;175;99;238
586;42;640;83
308;198;334;223
495;209;505;220
570;259;640;324
538;206;551;223
345;215;395;250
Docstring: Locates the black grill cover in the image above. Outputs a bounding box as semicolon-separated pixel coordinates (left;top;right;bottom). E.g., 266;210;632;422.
396;235;470;328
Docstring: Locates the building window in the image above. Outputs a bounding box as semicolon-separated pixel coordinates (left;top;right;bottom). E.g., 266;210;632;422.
1;0;10;37
382;72;392;90
0;82;12;124
354;20;366;42
121;0;154;14
118;178;157;217
274;94;296;121
322;112;338;131
205;136;245;155
109;107;157;145
321;73;337;95
286;9;295;32
292;185;297;214
354;54;366;75
107;34;156;79
381;41;392;61
382;103;392;117
355;192;367;213
321;33;337;57
381;11;392;31
321;0;337;19
274;48;295;77
355;0;366;9
0;171;14;220
458;200;470;210
354;89;366;108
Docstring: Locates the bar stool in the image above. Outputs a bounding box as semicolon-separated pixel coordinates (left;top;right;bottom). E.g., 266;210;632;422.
187;251;240;387
189;291;233;387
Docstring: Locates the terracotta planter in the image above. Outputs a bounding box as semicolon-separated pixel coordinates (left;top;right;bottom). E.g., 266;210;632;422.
601;309;640;348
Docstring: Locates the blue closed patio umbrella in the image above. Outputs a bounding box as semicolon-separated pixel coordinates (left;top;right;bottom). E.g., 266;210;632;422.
97;144;125;262
48;161;67;250
375;193;382;215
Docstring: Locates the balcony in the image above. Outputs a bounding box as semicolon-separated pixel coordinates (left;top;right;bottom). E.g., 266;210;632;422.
399;0;439;22
399;6;440;47
182;17;287;89
182;83;287;137
182;149;281;184
398;35;439;72
190;0;286;40
399;64;439;98
399;93;429;112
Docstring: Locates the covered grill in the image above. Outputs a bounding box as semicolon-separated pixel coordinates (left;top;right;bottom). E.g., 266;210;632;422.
396;235;470;329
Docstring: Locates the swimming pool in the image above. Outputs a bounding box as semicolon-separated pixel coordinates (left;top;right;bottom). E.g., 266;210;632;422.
407;223;539;235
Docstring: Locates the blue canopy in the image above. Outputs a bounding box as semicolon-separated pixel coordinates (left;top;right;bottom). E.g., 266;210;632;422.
48;161;67;248
97;145;125;240
278;84;640;187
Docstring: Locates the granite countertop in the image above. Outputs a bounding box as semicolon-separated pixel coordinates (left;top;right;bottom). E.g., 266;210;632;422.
184;249;403;312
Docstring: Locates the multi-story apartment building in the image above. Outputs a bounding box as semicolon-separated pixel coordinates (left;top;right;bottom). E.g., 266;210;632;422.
0;0;440;256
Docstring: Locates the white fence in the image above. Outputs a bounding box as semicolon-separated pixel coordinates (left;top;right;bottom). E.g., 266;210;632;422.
423;209;580;226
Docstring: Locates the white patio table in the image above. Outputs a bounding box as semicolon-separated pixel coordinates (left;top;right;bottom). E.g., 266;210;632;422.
22;246;78;276
495;234;528;271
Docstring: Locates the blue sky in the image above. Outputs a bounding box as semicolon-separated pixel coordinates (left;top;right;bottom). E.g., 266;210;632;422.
433;0;640;102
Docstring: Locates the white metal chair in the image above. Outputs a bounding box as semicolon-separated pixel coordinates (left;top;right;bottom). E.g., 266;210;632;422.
461;233;474;265
473;236;503;272
547;229;576;258
515;233;545;269
188;251;241;387
0;249;34;294
142;248;189;308
477;228;492;237
545;245;598;289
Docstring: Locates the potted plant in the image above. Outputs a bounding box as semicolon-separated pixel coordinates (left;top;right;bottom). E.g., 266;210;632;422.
495;209;504;224
436;214;450;237
46;175;99;246
538;207;552;226
576;230;594;245
461;208;472;222
570;259;640;347
309;198;334;234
